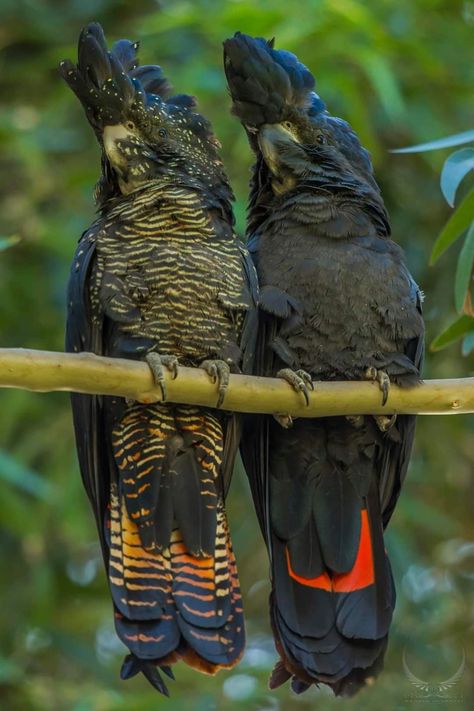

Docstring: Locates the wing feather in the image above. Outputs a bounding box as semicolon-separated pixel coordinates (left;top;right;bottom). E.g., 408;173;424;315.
379;281;424;527
65;227;112;561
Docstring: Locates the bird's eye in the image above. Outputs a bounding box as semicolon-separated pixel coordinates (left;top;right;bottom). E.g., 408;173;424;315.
316;133;326;145
126;121;135;131
283;121;293;131
158;128;167;138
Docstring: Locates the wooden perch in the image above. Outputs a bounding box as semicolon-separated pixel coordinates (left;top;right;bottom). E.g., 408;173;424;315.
0;348;473;417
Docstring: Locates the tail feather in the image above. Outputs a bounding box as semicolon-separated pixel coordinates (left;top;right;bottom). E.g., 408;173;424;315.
263;418;396;695
120;654;172;696
108;403;244;681
111;403;174;551
115;606;180;661
171;517;231;629
269;504;394;692
108;487;170;620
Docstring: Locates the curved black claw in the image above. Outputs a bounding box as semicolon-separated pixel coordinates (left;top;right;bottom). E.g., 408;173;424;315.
146;352;179;401
274;413;293;429
365;366;390;406
374;413;397;432
200;359;231;408
277;368;313;406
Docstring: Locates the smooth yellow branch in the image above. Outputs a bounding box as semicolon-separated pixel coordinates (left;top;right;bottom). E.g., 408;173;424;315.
0;348;472;417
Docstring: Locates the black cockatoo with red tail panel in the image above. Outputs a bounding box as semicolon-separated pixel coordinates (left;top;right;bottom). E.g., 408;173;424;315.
224;32;424;697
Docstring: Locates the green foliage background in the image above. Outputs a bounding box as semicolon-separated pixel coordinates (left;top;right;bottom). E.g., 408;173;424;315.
0;1;472;709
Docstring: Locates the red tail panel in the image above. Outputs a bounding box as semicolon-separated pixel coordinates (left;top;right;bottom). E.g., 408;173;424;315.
333;509;374;592
285;547;332;591
286;509;375;593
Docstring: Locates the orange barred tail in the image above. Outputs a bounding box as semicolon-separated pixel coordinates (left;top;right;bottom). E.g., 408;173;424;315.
107;402;244;687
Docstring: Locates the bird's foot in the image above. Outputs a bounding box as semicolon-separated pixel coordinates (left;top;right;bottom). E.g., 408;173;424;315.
145;352;179;401
365;366;390;406
277;368;313;406
274;413;293;429
346;415;365;429
200;359;230;408
374;414;397;432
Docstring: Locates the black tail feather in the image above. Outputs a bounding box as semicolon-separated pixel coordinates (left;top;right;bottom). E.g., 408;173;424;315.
120;654;172;696
244;416;397;697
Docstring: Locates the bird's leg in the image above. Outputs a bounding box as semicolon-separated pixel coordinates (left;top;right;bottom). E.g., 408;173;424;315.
145;352;179;402
365;366;390;406
364;367;397;431
273;369;313;429
276;368;314;406
373;414;397;432
346;415;365;428
200;359;231;408
273;413;294;429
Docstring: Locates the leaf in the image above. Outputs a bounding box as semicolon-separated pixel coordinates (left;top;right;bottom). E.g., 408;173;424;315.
0;449;54;500
441;148;474;206
359;53;404;121
430;315;474;352
462;331;474;356
430;189;474;264
0;235;20;251
454;223;474;312
392;129;474;153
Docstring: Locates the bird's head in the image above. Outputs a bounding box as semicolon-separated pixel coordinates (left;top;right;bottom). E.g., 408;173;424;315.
257;111;380;196
96;92;225;197
224;32;379;197
61;23;228;201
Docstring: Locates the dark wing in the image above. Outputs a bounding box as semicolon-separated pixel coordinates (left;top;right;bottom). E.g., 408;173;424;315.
221;243;259;495
65;226;111;561
240;232;275;543
240;230;305;542
238;242;259;374
379;280;424;527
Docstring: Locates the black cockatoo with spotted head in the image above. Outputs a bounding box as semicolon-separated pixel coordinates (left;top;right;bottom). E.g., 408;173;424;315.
61;24;257;695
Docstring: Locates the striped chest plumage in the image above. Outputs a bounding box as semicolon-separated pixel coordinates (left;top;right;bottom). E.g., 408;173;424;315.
91;182;248;364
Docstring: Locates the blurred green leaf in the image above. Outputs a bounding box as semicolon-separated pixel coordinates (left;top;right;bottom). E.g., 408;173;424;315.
359;52;404;120
430;315;474;352
430;189;474;264
392;129;474;153
0;449;54;500
454;222;474;312
441;148;474;207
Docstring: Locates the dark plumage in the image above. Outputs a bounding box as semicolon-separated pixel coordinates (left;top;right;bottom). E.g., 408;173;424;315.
62;24;257;694
224;32;424;697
